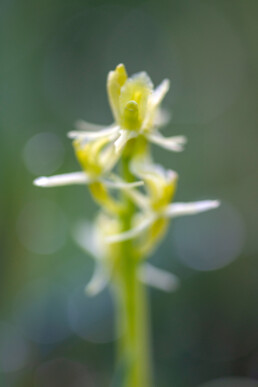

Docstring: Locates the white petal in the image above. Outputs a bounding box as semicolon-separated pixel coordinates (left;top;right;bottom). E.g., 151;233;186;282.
148;132;187;152
101;178;143;190
165;200;220;218
154;108;171;127
131;157;178;183
75;119;107;131
99;140;125;174
85;264;109;296
72;221;99;258
106;215;155;244
72;222;109;298
151;79;170;107
33;172;90;187
68;125;119;140
114;130;136;153
138;263;180;292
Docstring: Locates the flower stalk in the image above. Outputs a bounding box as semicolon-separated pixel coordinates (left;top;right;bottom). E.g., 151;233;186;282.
33;64;220;387
111;147;152;387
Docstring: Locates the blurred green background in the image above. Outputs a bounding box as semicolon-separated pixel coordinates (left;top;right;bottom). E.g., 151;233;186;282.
1;0;258;386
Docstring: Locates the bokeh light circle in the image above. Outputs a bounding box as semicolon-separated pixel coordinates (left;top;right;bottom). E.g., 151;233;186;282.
23;132;65;176
172;202;245;271
13;279;71;344
17;199;67;255
68;286;116;344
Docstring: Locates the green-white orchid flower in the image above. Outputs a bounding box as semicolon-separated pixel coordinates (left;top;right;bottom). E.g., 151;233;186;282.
73;214;180;296
33;132;143;212
68;63;187;154
106;160;220;250
33;130;135;189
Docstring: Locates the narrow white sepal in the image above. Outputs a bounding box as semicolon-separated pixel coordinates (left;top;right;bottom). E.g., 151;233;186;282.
154;108;171;127
68;125;119;140
165;200;220;218
33;172;90;187
148;132;187;152
72;221;99;258
151;79;170;106
85;264;108;296
106;215;155;244
75;119;106;131
139;263;180;292
101;178;144;189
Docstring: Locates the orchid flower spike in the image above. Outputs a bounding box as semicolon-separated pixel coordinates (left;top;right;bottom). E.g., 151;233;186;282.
33;63;220;290
32;63;221;387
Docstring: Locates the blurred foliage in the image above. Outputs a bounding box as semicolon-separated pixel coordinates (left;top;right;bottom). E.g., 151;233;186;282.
0;0;258;386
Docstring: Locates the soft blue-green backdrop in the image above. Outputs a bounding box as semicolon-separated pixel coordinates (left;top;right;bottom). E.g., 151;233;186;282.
1;0;258;386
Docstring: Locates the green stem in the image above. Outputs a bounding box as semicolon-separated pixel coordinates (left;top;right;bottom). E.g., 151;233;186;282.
113;148;152;387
